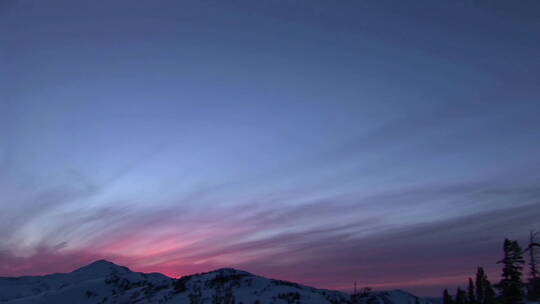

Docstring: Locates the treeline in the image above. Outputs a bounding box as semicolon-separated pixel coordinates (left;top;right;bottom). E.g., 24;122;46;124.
443;267;496;304
443;236;540;304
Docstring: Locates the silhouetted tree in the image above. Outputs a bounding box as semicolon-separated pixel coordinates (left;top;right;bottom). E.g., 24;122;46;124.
443;289;454;304
528;278;540;302
455;288;468;304
527;231;540;280
359;287;372;297
484;277;497;304
468;278;476;304
476;268;486;304
497;239;525;304
351;287;373;304
474;268;496;304
525;230;540;301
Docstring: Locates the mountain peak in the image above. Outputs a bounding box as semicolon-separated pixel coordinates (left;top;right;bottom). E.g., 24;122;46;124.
73;259;130;275
204;267;252;277
0;260;433;304
213;267;250;273
87;259;116;266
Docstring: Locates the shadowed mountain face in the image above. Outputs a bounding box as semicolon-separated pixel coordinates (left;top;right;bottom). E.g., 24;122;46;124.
0;260;436;304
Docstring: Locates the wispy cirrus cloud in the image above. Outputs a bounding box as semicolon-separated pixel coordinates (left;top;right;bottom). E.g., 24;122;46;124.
1;0;540;297
1;170;538;296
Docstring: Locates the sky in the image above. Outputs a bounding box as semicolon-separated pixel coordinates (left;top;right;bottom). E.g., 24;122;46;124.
1;0;540;297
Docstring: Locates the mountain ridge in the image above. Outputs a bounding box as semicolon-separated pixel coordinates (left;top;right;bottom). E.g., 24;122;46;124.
0;260;436;304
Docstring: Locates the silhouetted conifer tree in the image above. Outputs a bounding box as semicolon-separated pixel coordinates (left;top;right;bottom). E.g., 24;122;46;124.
443;289;454;304
527;231;539;280
468;278;476;304
475;267;487;304
484;278;497;304
528;278;540;301
456;288;468;304
526;230;540;301
497;239;525;304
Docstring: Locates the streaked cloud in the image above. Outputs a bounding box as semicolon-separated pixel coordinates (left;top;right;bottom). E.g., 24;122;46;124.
1;0;539;297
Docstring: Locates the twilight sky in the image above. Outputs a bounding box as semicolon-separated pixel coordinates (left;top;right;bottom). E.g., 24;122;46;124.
1;0;540;296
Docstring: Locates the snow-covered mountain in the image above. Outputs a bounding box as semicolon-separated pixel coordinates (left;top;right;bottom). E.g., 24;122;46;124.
0;260;434;304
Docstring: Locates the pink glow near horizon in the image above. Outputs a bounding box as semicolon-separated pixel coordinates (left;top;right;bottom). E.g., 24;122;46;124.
0;244;504;297
0;213;515;297
0;177;535;297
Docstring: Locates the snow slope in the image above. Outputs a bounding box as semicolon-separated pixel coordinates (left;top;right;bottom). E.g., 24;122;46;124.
0;260;433;304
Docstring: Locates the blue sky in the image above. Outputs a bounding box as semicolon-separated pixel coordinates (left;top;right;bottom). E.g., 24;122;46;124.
1;0;539;296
